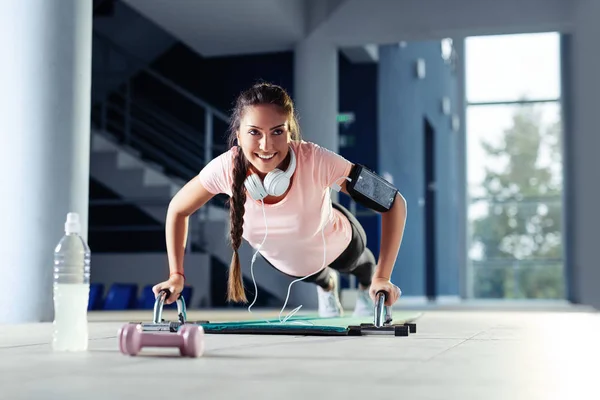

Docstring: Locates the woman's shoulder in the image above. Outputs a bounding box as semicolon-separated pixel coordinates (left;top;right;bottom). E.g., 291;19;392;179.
197;146;238;196
292;140;347;162
199;146;239;179
212;146;238;165
291;139;352;187
292;140;335;157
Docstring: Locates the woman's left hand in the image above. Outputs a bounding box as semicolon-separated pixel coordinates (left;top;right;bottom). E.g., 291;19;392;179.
369;278;402;306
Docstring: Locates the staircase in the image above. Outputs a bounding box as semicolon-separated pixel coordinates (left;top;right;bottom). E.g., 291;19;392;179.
91;132;182;222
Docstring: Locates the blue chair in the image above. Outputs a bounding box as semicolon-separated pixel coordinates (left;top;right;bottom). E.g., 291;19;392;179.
88;283;104;310
103;283;138;310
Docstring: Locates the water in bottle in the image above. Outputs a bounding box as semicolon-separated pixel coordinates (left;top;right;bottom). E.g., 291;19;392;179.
53;212;91;351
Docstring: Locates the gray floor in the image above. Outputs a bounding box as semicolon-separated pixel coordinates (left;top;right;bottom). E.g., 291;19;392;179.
1;307;598;400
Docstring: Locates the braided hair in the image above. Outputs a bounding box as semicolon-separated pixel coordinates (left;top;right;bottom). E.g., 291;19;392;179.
225;82;301;302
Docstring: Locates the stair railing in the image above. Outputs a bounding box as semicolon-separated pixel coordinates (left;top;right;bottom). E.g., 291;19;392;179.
92;30;230;181
90;31;232;252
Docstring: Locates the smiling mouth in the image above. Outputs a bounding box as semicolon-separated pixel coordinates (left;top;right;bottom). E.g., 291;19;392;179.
256;153;276;160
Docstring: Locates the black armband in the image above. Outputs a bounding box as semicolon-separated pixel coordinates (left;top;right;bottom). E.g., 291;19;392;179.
346;164;398;212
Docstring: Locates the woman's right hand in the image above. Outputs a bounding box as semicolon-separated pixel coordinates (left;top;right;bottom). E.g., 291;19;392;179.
152;274;185;304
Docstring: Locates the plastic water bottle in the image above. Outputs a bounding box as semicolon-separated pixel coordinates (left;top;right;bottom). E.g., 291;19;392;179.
52;212;91;351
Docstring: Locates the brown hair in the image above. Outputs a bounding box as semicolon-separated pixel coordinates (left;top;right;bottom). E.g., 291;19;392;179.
225;82;301;303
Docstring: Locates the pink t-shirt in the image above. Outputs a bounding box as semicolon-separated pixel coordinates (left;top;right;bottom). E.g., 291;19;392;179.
198;140;354;277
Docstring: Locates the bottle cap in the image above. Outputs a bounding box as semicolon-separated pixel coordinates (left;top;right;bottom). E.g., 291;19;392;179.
65;212;81;234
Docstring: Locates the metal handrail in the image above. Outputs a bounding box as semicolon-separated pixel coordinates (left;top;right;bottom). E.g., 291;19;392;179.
102;118;198;177
104;102;201;165
90;30;237;253
92;30;230;182
103;101;197;148
94;94;206;179
109;90;203;150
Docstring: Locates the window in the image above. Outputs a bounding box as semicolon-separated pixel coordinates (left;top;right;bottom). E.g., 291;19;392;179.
465;32;565;299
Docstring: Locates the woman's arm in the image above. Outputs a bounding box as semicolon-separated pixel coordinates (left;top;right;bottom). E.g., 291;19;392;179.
166;177;216;277
339;164;407;304
339;182;407;279
372;192;407;280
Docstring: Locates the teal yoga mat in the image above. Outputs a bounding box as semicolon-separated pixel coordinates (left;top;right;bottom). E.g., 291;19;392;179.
196;312;422;336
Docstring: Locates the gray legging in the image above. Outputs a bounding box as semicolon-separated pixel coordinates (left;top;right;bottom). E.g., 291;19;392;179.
262;202;376;289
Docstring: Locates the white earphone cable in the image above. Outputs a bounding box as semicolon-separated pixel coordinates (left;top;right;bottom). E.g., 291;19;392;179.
247;199;268;315
246;175;352;325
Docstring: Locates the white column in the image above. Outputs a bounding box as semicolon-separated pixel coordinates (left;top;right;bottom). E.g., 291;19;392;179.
294;36;339;152
0;0;93;323
568;0;600;309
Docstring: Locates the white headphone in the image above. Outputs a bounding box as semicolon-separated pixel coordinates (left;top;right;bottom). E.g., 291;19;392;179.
244;146;297;201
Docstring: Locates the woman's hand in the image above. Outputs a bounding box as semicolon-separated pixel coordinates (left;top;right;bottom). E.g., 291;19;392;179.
368;277;402;306
152;274;185;304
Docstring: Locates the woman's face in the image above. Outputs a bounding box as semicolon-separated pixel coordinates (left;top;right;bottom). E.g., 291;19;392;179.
237;104;291;178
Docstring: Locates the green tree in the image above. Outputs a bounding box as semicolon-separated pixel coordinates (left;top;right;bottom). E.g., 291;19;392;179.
471;104;565;299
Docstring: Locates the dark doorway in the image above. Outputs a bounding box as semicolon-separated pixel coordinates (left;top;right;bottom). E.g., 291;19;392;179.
424;118;437;300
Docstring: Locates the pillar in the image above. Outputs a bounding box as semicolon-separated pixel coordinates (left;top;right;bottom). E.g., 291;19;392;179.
294;36;339;152
0;0;93;323
565;0;600;309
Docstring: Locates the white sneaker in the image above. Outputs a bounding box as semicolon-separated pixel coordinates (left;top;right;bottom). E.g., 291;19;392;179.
317;270;343;318
352;287;374;317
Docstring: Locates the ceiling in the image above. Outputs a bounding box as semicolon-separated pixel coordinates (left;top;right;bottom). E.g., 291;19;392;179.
122;0;573;60
121;0;308;57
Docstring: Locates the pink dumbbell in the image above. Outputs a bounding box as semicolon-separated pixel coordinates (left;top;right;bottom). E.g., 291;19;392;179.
118;323;204;357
